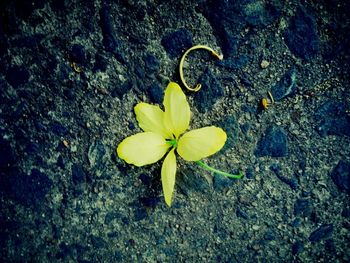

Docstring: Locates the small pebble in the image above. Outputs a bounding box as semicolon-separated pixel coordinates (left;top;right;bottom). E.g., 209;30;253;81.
97;87;109;95
260;60;270;69
236;207;249;220
252;225;260;231
62;139;69;148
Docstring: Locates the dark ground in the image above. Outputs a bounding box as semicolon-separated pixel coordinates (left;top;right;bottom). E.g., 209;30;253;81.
0;0;349;262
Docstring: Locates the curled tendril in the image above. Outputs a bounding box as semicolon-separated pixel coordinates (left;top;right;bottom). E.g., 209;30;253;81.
179;45;223;92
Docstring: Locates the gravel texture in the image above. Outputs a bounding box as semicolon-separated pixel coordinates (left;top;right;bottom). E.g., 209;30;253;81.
0;0;349;262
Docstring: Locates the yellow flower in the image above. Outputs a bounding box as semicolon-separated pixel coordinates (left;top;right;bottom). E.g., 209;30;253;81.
117;82;227;207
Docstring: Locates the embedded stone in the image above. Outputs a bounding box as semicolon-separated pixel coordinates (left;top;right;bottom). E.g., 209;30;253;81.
6;66;30;88
99;4;125;63
292;241;304;255
143;54;160;74
194;68;224;113
284;7;319;60
309;224;333;242
71;163;86;184
70;44;87;64
271;68;297;101
148;82;163;104
198;0;281;57
315;101;350;137
255;126;288;157
294;198;311;217
330;160;350;193
161;28;193;59
0;138;16;168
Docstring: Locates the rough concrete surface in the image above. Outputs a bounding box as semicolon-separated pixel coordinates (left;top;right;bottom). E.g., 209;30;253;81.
0;0;349;262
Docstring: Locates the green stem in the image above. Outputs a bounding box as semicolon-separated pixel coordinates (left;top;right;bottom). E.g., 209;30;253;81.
195;160;244;179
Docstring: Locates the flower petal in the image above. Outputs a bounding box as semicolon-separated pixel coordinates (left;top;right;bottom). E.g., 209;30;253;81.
117;132;171;167
177;126;227;161
163;82;190;138
161;149;177;207
134;102;172;139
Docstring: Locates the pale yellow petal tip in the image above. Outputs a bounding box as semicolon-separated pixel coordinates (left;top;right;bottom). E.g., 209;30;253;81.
165;196;172;207
133;102;153;118
116;141;130;165
116;140;142;167
212;126;227;153
166;82;182;92
134;102;143;112
217;126;228;144
116;141;124;159
134;102;150;111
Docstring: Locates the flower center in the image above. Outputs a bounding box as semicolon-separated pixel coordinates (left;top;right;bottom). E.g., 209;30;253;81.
166;139;177;148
